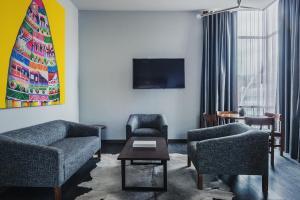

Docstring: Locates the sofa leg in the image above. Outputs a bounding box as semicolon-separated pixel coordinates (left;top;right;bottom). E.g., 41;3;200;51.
197;173;203;190
54;187;62;200
262;174;268;195
187;156;191;167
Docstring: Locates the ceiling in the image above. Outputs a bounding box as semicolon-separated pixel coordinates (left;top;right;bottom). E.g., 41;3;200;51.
72;0;275;11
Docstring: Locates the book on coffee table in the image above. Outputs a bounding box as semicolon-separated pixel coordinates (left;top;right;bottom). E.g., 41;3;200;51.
133;140;156;148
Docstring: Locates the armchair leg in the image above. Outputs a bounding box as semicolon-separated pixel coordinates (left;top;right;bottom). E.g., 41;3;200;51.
187;156;191;167
54;187;62;200
197;173;203;190
262;174;268;195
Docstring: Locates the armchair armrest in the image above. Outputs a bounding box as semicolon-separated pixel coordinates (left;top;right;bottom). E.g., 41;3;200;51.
66;121;100;138
159;115;168;128
0;135;64;187
159;115;168;141
195;130;269;174
187;123;250;141
126;115;139;139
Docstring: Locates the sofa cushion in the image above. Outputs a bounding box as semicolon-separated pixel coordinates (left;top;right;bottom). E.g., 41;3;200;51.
49;136;99;180
133;128;161;137
2;120;68;146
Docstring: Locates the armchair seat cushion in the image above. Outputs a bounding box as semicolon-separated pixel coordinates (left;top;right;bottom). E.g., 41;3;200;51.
49;136;99;180
132;128;161;137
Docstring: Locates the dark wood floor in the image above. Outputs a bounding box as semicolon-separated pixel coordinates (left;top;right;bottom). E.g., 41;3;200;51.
1;142;300;200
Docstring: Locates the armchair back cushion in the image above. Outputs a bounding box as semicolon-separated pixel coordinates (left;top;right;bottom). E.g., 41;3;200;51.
138;114;163;129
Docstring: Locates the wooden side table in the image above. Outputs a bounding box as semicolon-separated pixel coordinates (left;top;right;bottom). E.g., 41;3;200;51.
91;124;106;159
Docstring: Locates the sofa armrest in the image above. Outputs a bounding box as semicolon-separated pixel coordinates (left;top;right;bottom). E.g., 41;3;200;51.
126;115;139;139
67;121;100;138
195;130;269;175
187;123;250;141
0;135;64;187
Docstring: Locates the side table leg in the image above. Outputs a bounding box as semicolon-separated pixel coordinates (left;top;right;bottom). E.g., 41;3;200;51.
98;150;101;160
121;160;125;190
163;160;167;191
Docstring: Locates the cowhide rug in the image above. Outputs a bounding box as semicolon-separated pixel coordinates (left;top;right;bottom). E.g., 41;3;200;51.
76;154;234;200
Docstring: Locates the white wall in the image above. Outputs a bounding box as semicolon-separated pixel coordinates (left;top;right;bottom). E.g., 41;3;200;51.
79;11;202;139
0;0;79;133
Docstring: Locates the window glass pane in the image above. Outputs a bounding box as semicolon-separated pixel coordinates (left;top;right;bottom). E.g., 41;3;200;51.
237;1;279;115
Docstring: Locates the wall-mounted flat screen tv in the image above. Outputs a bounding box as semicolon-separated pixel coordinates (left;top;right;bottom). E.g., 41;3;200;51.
133;58;185;89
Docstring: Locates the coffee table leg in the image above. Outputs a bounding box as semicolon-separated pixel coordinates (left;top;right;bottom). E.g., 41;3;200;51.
121;160;125;190
163;160;167;191
121;159;167;191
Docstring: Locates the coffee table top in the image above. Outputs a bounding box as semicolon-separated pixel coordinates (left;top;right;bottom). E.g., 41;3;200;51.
117;137;170;161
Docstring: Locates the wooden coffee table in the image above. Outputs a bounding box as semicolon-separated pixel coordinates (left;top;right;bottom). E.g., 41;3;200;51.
117;137;170;191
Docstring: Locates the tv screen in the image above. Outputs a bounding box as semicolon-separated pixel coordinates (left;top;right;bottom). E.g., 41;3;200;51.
133;58;185;89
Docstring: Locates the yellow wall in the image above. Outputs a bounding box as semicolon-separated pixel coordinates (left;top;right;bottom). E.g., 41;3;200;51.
0;0;65;108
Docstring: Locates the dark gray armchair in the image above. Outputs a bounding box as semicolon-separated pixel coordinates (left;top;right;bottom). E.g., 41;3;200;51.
187;123;269;195
126;114;168;142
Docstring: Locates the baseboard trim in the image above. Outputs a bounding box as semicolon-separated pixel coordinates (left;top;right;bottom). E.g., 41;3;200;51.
102;139;187;144
168;139;187;143
103;140;126;144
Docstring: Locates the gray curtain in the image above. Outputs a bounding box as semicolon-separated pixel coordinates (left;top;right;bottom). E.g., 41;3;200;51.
200;12;238;127
278;0;300;161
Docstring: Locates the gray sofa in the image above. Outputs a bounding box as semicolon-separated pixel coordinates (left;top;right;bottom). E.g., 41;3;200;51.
0;120;101;200
187;123;269;195
126;114;168;142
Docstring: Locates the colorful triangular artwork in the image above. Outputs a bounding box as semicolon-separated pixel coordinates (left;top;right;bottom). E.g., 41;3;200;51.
6;0;60;108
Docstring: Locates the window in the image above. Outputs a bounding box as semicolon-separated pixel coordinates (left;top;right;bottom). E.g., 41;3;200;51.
237;1;279;115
